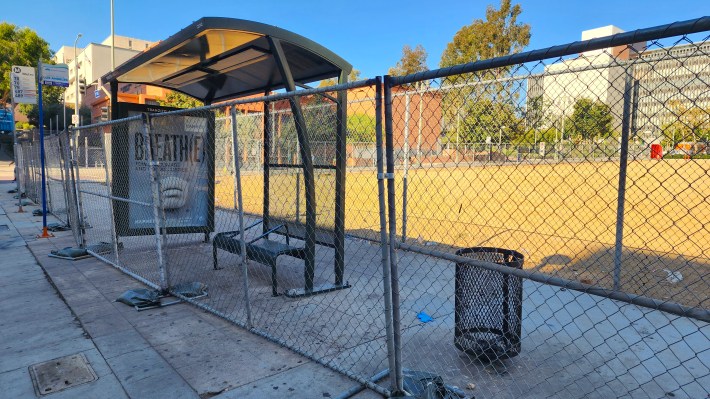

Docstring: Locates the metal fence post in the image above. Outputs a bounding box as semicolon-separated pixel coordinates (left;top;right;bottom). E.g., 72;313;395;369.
231;116;238;210
230;105;252;327
141;113;169;293
402;92;409;243
61;131;79;243
14;141;25;213
295;172;301;223
10;98;25;213
56;135;70;225
417;87;423;166
375;77;397;389
101;129;120;265
69;127;87;248
614;68;634;291
84;136;88;167
384;75;404;394
44;139;54;215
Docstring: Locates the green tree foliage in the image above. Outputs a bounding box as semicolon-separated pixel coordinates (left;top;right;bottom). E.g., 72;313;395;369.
449;98;521;143
0;23;77;128
388;44;428;77
565;98;613;140
440;0;530;68
20;102;85;130
661;101;710;148
347;113;376;142
517;96;561;144
0;23;53;105
15;121;34;130
18;84;74;128
513;127;562;145
438;1;531;144
157;90;203;109
526;96;545;131
347;69;361;83
318;69;362;87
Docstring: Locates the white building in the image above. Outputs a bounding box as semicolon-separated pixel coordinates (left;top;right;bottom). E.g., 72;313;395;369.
531;26;645;132
54;36;155;109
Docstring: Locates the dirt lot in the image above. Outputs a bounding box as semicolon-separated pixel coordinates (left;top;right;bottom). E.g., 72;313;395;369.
214;159;709;309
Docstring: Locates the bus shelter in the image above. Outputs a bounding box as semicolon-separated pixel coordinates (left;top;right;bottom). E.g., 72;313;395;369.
102;17;352;297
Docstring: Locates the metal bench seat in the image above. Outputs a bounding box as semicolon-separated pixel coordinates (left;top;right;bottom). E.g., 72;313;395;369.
213;221;305;296
213;219;349;297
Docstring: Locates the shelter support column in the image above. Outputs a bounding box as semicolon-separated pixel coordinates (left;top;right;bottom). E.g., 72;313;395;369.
334;71;347;287
270;37;317;293
269;37;350;297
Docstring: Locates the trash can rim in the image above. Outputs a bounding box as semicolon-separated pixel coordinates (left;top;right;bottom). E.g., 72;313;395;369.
455;246;524;262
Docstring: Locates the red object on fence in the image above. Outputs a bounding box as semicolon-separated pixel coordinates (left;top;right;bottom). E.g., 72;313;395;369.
650;144;663;159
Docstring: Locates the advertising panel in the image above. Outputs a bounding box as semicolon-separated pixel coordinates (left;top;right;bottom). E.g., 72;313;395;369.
112;103;214;237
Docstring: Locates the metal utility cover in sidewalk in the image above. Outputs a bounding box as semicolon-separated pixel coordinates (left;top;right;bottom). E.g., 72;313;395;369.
29;353;98;396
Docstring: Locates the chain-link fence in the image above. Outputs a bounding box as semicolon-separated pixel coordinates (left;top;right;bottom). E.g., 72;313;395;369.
383;20;710;399
21;17;710;398
15;130;79;231
66;82;394;395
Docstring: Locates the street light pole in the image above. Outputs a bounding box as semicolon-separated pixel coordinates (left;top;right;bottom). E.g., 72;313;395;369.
73;33;82;127
111;0;115;71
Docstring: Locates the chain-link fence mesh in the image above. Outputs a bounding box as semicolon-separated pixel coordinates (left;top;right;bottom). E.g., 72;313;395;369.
152;87;394;391
61;85;393;394
16;130;78;232
21;18;710;399
384;29;709;398
71;117;166;288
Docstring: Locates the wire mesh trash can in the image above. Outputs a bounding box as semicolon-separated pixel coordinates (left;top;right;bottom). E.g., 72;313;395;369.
454;247;523;361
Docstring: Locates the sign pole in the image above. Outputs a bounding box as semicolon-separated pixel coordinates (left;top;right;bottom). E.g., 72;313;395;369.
37;61;52;238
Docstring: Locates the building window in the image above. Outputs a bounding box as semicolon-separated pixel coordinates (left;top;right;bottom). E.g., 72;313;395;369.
128;40;132;48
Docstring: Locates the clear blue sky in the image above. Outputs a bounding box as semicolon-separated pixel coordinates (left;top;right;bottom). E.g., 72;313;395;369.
4;0;709;78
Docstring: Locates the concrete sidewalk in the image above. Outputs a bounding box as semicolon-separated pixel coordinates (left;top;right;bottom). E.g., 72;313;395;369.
0;152;381;398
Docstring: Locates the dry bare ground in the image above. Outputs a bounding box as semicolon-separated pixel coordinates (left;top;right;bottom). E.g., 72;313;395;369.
213;159;709;308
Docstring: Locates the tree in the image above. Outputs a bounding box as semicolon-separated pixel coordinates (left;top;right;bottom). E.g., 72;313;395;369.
347;69;361;83
450;98;522;143
157;91;203;109
0;23;53;106
388;44;428;76
526;96;545;131
565;98;613;140
18;84;71;127
0;23;72;127
318;69;361;87
440;0;530;68
347;113;376;142
20;102;83;130
661;101;710;147
513;126;561;145
438;1;531;145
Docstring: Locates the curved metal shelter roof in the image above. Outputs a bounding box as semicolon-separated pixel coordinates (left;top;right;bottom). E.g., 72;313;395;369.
103;17;352;103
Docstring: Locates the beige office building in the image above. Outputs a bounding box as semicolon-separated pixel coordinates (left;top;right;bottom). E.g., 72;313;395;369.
528;23;710;146
632;41;710;142
532;26;645;132
54;36;156;118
